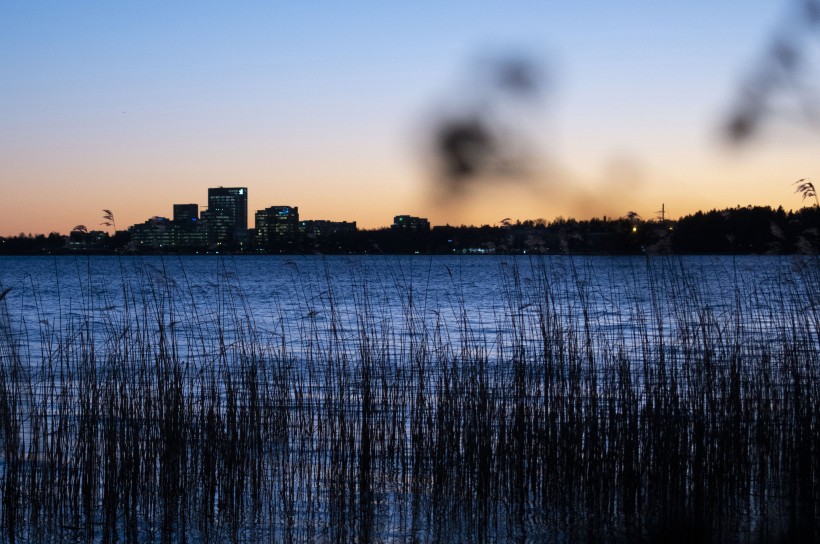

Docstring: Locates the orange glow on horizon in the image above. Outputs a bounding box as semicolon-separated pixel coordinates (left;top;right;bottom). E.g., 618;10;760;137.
2;158;817;238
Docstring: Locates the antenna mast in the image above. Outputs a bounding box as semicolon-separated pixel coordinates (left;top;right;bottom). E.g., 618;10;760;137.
656;203;666;222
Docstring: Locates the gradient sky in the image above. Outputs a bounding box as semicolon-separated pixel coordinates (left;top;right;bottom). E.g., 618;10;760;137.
2;1;818;236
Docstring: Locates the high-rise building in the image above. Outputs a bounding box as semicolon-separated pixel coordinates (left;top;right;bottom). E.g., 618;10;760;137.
205;187;248;247
128;215;207;250
255;206;299;248
392;215;430;232
173;204;199;224
129;217;176;249
172;204;207;248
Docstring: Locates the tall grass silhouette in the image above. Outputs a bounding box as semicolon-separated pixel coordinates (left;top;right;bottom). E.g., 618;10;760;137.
0;255;817;542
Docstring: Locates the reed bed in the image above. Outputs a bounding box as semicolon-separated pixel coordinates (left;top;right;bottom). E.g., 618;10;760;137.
0;256;817;543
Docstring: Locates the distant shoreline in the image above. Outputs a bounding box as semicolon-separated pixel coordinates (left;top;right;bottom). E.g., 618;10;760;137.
3;204;818;256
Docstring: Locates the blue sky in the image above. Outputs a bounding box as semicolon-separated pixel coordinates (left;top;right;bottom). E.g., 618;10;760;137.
1;1;815;234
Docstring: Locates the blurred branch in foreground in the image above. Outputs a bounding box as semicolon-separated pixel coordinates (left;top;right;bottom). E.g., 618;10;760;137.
426;52;549;198
727;0;820;141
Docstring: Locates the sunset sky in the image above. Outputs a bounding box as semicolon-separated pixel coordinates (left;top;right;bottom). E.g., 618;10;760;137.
2;1;818;236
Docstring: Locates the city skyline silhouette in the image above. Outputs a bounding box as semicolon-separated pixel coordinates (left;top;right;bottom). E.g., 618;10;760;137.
2;2;819;237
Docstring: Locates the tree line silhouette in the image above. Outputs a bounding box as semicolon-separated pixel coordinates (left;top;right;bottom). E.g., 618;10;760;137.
1;205;817;255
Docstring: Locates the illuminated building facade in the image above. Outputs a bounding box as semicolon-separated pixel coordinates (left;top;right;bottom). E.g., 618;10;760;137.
392;215;430;232
205;187;248;247
255;206;299;248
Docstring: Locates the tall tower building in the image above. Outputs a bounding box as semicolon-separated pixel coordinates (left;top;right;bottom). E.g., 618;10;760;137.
204;187;248;247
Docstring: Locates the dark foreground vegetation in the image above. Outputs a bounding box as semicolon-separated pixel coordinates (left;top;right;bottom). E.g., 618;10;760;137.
2;204;818;255
0;257;818;542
